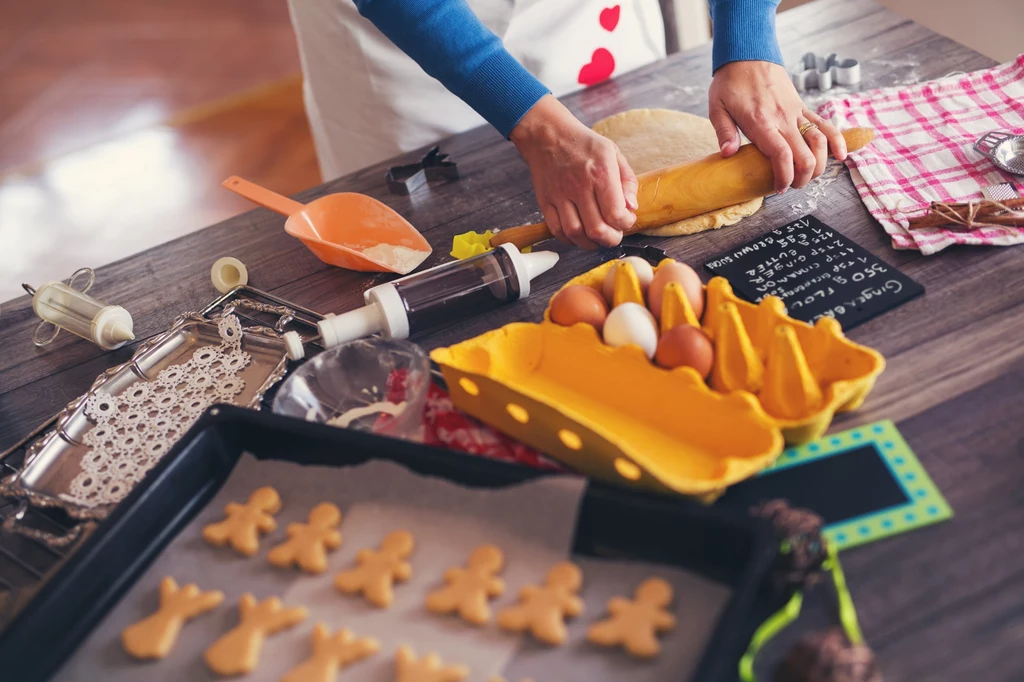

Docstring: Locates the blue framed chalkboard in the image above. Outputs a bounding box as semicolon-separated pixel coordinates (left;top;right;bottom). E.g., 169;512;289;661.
718;421;952;551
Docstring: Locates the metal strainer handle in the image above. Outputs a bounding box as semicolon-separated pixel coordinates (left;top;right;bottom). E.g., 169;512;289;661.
974;130;1015;160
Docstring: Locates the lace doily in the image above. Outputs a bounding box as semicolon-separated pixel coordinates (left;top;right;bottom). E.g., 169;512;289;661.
63;315;251;507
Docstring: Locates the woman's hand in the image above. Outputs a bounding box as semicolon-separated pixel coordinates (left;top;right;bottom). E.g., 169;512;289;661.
510;95;637;249
708;61;848;193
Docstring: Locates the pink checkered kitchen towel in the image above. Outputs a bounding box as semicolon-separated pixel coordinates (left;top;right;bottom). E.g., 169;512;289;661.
818;54;1024;254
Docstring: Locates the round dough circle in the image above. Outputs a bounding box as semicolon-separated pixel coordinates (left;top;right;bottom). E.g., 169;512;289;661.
592;109;763;237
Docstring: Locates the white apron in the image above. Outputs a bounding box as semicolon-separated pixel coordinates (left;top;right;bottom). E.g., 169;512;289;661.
287;0;667;180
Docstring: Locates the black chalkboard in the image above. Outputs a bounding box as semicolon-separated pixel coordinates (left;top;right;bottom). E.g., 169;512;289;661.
704;215;924;329
716;444;908;525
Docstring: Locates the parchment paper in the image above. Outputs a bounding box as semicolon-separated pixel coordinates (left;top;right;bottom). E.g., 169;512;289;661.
501;557;732;682
56;454;733;682
57;455;586;682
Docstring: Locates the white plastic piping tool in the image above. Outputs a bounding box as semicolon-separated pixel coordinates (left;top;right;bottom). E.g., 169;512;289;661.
24;268;135;350
317;243;559;348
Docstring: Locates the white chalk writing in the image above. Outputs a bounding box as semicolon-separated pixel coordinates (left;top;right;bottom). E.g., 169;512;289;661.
708;216;911;325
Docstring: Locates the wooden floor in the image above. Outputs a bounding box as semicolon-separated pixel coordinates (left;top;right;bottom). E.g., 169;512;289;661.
0;0;320;301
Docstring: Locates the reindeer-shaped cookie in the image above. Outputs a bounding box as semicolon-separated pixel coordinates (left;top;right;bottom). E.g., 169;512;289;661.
121;577;224;659
203;593;307;675
587;577;676;658
426;544;506;625
394;645;468;682
281;623;380;682
268;502;343;574
496;561;583;645
334;530;414;608
202;486;282;557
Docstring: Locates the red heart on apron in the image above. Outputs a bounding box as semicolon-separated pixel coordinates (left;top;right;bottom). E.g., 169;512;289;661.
578;48;616;87
599;5;620;31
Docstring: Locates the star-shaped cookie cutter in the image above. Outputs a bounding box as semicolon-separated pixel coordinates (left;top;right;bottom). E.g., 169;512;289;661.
386;146;460;195
790;52;861;93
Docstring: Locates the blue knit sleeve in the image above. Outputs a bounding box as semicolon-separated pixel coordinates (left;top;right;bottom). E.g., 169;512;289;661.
352;0;550;139
708;0;784;72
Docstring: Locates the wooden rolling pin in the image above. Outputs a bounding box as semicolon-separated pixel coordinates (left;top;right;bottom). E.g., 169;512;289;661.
490;127;875;250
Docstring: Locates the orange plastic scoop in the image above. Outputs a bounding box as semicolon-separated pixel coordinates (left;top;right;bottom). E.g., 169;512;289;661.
223;176;432;274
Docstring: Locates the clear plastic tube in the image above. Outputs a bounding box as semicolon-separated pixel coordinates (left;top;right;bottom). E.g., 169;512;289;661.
395;246;519;332
32;282;135;349
317;244;559;348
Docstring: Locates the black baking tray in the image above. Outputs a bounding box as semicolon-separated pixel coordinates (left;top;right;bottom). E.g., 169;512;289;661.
0;405;781;682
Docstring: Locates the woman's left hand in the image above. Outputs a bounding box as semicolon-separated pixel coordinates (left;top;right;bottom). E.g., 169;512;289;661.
708;60;848;194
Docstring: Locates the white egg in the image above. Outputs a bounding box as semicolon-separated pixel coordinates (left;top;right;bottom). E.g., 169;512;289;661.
602;302;659;359
602;256;655;304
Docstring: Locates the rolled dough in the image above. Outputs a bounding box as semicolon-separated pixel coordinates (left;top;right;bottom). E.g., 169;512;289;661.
592;109;763;237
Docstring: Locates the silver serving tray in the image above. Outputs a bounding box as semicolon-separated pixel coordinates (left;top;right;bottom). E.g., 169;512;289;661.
0;312;289;524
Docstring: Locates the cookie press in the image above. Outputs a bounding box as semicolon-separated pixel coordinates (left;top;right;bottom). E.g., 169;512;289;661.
23;268;135;350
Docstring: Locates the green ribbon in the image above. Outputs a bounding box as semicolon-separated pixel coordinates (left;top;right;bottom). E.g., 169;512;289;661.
824;544;864;645
738;544;866;681
739;590;804;682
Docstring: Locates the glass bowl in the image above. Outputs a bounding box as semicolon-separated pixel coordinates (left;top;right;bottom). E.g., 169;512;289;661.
272;338;430;441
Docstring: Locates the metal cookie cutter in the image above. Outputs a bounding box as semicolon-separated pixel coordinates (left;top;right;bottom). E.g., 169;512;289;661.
974;131;1024;176
617;243;668;264
790;52;861;93
386;145;460;195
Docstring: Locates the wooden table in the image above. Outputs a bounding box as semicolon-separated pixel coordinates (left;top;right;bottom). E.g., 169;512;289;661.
2;0;1022;678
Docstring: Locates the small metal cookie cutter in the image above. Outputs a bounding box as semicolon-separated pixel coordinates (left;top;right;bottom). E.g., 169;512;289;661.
617;243;668;263
386;145;460;195
790;52;861;93
974;131;1024;176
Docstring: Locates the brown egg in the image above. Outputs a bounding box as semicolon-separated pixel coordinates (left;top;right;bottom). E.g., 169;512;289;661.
655;325;714;377
549;285;609;330
648;262;705;320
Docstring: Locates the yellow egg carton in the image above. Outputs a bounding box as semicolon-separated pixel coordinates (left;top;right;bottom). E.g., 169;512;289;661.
432;258;883;498
430;322;783;499
552;259;886;445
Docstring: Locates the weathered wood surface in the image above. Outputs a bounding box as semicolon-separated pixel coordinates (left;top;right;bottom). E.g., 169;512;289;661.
2;0;1022;678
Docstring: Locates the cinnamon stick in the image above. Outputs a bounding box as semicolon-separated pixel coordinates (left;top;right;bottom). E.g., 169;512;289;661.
907;197;1024;230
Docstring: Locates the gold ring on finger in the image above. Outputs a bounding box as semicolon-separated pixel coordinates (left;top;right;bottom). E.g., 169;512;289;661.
799;121;819;136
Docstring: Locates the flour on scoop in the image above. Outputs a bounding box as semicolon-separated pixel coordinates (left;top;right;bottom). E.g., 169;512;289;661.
360;244;429;274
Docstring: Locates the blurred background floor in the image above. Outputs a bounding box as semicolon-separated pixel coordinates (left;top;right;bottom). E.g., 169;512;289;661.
0;0;1020;303
0;0;317;302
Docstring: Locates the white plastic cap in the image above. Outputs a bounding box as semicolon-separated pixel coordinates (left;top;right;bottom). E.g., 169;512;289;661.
498;243;559;299
211;257;248;294
92;305;135;350
282;331;305;360
317;302;387;349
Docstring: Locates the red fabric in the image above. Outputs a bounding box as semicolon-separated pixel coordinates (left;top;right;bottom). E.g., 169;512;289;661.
418;383;563;470
382;372;562;471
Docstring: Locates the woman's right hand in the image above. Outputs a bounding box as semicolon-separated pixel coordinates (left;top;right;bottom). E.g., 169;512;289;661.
510;95;638;250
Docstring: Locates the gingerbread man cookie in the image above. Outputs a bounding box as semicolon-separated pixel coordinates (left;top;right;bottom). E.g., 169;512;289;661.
426;544;506;625
334;530;414;608
496;561;583;645
202;486;282;557
281;623;380;682
587;577;676;658
394;645;468;682
203;593;307;676
121;577;224;660
268;502;343;574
